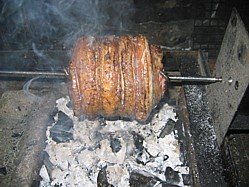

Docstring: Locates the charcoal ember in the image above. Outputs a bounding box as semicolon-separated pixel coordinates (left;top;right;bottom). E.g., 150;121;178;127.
132;132;148;165
182;173;191;185
87;145;98;151
164;167;181;185
97;166;114;187
110;137;122;153
42;151;54;178
50;130;73;143
136;150;150;165
48;108;59;124
0;165;7;175
159;119;176;138
129;171;161;187
167;99;177;106
66;101;73;109
11;131;23;138
50;111;73;143
31;180;40;187
132;132;144;152
57;111;73;124
99;118;107;126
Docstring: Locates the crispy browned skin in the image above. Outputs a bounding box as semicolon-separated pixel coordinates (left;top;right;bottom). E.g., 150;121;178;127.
150;44;165;108
70;37;100;118
69;35;165;122
119;35;136;118
100;36;121;117
134;35;149;121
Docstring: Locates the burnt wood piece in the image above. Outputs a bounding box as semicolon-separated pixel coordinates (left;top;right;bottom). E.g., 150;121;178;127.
175;51;226;186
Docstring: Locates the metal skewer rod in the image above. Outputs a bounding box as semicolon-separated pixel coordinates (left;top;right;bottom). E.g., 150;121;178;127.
160;71;222;83
0;70;66;78
0;70;222;83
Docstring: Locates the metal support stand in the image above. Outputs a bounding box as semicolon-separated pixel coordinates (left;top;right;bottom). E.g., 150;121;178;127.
207;9;249;145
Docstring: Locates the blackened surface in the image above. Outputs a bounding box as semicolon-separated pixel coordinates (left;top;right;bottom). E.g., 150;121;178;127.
229;114;249;131
56;111;73;127
50;111;74;143
31;180;40;187
0;165;7;175
222;134;249;186
97;166;114;187
165;167;181;185
192;0;231;59
132;132;144;152
159;119;175;138
178;91;200;186
130;170;181;187
193;1;249;59
42;151;54;179
182;174;191;186
134;0;205;23
11;131;23;138
174;111;189;167
221;137;238;186
230;85;249;131
129;171;161;187
163;52;180;72
236;84;249;115
110;137;122;153
178;52;226;186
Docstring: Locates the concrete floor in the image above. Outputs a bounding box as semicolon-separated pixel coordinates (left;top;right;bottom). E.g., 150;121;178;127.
0;83;67;186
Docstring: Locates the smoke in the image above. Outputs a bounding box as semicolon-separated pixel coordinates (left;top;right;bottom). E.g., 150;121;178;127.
23;76;43;103
0;0;134;101
0;0;134;52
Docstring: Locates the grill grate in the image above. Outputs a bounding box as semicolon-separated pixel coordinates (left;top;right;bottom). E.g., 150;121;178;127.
193;0;249;60
192;0;232;59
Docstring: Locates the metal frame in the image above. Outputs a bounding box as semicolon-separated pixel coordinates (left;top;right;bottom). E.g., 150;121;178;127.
207;9;249;145
173;51;226;186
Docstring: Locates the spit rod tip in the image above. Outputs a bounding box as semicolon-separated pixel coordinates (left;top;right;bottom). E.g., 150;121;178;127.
160;70;223;83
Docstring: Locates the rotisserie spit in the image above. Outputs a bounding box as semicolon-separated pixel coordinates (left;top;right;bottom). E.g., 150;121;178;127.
0;35;222;122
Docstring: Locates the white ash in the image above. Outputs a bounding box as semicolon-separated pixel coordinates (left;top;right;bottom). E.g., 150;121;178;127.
39;96;189;187
106;165;130;186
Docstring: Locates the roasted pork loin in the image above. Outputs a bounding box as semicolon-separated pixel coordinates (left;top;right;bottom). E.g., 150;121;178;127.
69;35;166;122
